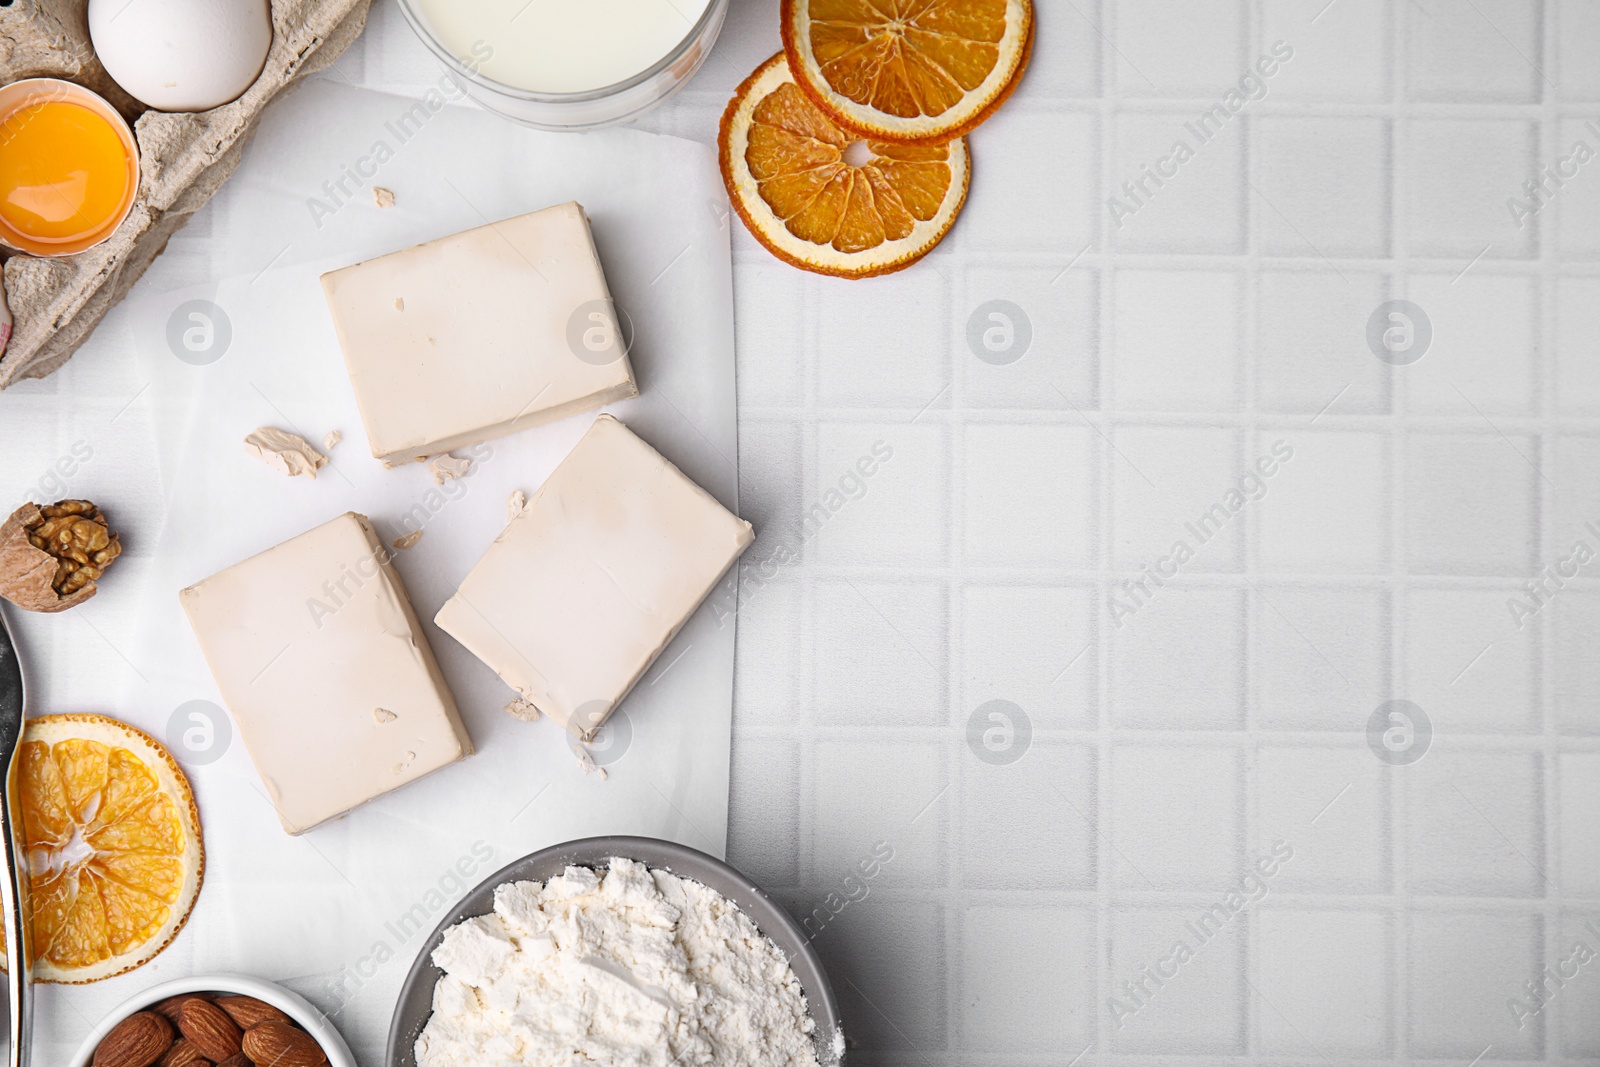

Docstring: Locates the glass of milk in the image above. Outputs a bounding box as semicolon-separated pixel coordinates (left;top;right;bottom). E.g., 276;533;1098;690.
398;0;728;131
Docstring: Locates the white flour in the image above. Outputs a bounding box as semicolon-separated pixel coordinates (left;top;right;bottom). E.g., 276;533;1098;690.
414;859;827;1067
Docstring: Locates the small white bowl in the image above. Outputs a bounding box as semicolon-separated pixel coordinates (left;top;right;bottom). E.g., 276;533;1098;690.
68;973;356;1067
394;0;729;131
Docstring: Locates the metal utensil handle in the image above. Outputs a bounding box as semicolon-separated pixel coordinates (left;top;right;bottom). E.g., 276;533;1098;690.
0;787;28;1067
0;608;31;1067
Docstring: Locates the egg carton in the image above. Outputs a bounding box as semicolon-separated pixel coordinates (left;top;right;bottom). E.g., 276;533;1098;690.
0;0;375;388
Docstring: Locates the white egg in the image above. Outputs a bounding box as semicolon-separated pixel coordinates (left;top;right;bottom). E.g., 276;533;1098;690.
88;0;273;113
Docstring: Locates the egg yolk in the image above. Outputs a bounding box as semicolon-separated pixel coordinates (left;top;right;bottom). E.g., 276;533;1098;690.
0;99;132;243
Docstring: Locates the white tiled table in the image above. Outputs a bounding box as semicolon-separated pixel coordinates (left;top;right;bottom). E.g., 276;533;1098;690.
717;0;1600;1063
13;0;1600;1062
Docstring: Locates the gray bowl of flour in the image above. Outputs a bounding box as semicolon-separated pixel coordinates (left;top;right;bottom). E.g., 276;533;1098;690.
386;835;844;1066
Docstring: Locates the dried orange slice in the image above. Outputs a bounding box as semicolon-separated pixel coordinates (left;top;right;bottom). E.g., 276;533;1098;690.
781;0;1034;145
720;52;970;279
0;714;203;983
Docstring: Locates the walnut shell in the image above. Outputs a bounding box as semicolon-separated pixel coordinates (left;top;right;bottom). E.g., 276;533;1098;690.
0;500;122;613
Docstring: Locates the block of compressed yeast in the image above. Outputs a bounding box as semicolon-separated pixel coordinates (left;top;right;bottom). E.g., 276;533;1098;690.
180;512;473;834
436;415;754;738
320;201;638;464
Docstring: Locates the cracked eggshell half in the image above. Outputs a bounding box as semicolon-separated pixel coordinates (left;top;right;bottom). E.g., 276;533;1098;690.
88;0;273;113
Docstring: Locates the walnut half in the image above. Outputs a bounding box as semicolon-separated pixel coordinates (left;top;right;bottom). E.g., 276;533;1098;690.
0;500;123;612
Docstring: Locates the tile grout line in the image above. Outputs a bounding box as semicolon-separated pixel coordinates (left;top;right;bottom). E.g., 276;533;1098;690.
821;1054;1600;1067
841;248;1600;274
800;272;819;898
945;219;963;1063
714;564;1600;590
740;405;1600;431
736;722;1597;749
1241;0;1263;1053
979;93;1595;119
1095;0;1118;1055
738;885;1600;910
1536;0;1561;1056
734;724;1600;749
1389;0;1412;1058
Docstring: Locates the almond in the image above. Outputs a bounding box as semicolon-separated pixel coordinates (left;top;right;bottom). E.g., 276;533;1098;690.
152;995;212;1024
156;1038;211;1067
214;1057;251;1067
94;1012;174;1067
241;1020;328;1067
215;995;291;1030
177;999;243;1062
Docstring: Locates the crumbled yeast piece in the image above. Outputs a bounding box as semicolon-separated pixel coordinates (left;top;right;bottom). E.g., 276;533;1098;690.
392;530;423;550
429;453;472;484
504;698;541;723
242;427;327;478
572;745;605;781
373;186;396;208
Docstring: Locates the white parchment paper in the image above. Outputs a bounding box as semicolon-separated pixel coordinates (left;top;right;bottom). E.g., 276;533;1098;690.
17;79;741;1063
